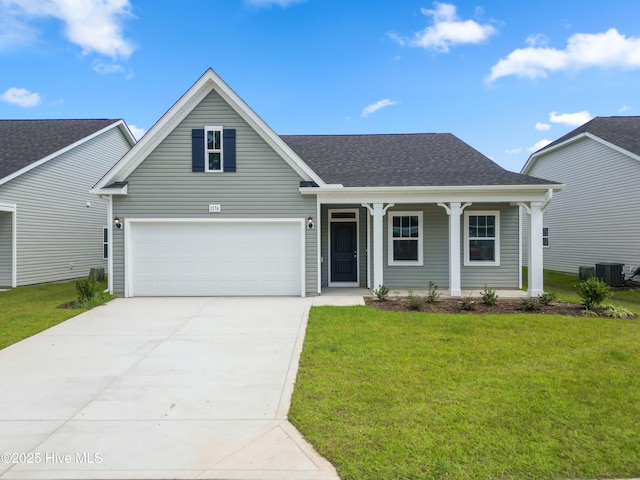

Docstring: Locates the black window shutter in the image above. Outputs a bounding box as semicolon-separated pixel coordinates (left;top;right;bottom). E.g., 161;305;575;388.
223;129;236;172
192;129;204;172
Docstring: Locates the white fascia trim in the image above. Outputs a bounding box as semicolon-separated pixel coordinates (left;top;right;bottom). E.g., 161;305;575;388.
95;69;325;190
302;184;565;204
522;132;640;174
0;120;134;188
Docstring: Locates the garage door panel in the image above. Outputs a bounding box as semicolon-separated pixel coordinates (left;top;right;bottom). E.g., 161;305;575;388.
130;221;302;296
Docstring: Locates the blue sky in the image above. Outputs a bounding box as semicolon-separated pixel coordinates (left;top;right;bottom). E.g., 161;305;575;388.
1;0;640;173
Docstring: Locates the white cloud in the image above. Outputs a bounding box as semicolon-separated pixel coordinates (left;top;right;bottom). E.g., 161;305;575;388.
549;110;592;126
619;105;631;112
1;0;135;59
525;33;549;48
488;28;640;82
528;139;552;153
127;124;146;141
505;147;522;155
361;99;398;118
535;122;551;131
0;87;40;107
245;0;304;7
93;61;125;75
391;2;496;52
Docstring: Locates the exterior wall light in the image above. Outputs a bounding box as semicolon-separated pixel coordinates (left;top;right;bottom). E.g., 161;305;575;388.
114;216;122;229
307;216;315;230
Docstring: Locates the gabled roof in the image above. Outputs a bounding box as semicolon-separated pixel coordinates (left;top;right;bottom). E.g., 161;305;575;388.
0;119;134;185
282;133;558;187
93;68;325;192
523;116;640;174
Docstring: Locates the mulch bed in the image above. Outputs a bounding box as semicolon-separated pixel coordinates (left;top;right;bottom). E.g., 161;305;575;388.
365;296;624;317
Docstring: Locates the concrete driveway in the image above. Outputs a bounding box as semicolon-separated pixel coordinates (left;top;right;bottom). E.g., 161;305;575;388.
0;297;355;480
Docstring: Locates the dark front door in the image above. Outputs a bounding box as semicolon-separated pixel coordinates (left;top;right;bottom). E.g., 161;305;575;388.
331;221;357;283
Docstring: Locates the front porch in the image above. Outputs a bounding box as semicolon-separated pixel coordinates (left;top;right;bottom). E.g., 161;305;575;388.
315;197;547;298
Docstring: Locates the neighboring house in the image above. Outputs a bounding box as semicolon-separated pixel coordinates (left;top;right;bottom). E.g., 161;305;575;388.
93;69;561;298
0;119;135;288
521;116;640;276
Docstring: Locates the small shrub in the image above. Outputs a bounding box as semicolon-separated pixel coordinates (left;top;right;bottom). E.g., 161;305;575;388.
407;290;424;311
460;296;476;311
75;278;111;309
481;286;498;306
426;281;440;304
538;291;557;306
520;298;541;312
373;285;389;301
580;309;598;317
76;278;99;303
602;304;634;319
575;278;611;310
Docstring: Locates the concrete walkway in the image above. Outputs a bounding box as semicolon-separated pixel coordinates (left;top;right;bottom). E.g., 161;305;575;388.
0;296;358;480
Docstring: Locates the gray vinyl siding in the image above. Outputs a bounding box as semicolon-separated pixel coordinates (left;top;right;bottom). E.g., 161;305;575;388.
320;205;368;288
0;211;11;287
0;127;130;286
383;204;449;289
524;137;640;275
379;203;519;290
111;90;318;294
461;204;520;289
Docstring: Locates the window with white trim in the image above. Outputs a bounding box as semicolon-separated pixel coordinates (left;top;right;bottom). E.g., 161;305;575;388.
464;211;500;266
388;212;423;265
543;227;549;247
103;227;108;259
205;126;223;172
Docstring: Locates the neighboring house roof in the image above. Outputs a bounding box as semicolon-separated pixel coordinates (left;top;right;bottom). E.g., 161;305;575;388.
0;119;133;184
523;116;640;174
281;133;558;187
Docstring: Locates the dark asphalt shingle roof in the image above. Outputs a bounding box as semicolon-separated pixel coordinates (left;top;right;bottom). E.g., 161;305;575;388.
281;133;558;187
0;119;119;180
535;116;640;157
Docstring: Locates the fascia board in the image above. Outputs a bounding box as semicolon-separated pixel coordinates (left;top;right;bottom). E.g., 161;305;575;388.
0;120;126;188
300;184;564;204
95;68;326;190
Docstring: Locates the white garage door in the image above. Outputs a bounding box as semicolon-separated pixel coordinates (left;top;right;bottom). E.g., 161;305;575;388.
128;220;303;296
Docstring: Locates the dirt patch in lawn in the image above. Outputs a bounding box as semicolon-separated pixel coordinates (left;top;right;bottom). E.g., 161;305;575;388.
365;296;625;317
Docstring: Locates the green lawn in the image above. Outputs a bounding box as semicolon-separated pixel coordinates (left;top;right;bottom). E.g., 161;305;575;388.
290;306;640;480
0;280;108;350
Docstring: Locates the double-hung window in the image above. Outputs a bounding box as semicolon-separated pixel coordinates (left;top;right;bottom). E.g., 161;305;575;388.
388;212;423;265
543;227;549;247
464;211;500;266
205;126;223;172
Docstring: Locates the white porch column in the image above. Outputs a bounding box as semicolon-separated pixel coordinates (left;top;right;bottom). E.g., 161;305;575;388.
438;202;470;297
362;202;393;291
528;201;544;297
448;202;462;297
